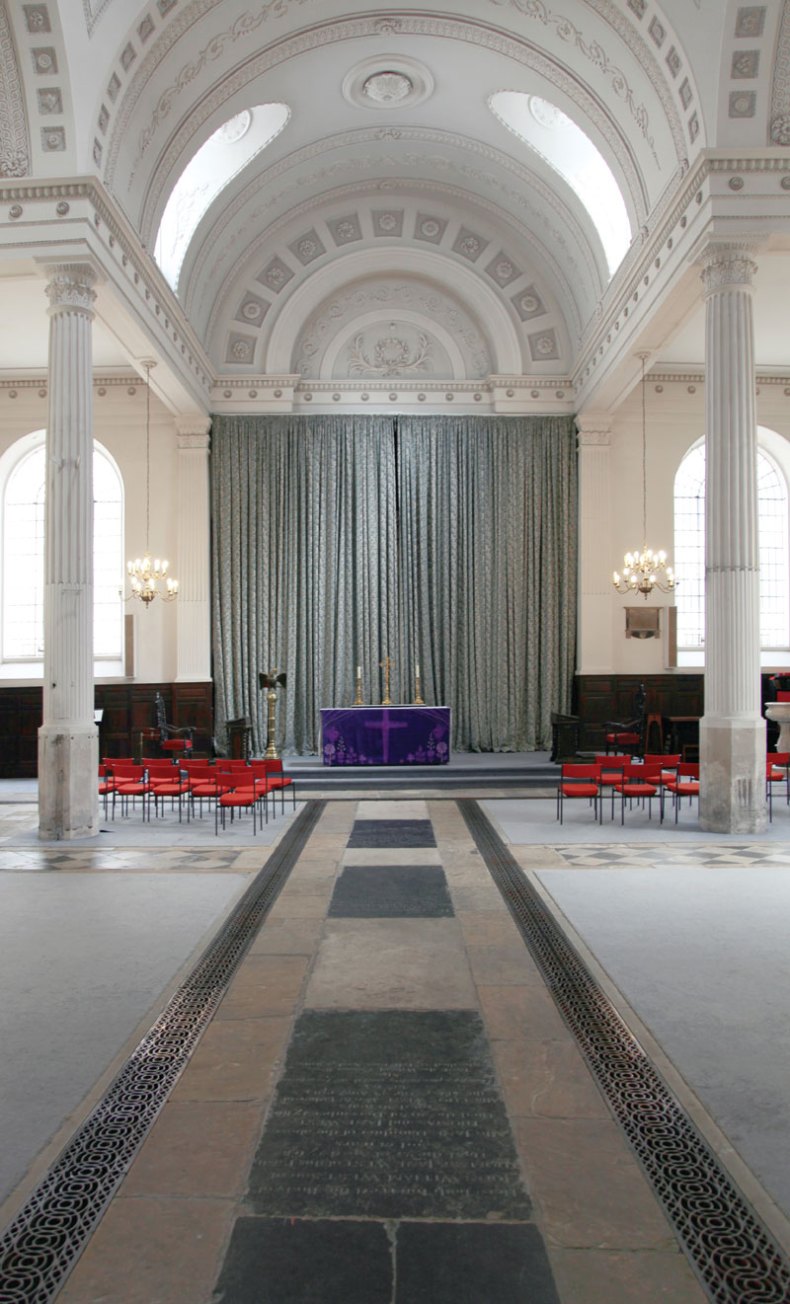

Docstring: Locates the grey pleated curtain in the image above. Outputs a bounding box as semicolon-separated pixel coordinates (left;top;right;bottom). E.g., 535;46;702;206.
211;415;398;754
210;413;577;753
396;415;577;750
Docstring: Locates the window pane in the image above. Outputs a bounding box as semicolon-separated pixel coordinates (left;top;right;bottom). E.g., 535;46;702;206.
674;445;789;651
3;443;124;663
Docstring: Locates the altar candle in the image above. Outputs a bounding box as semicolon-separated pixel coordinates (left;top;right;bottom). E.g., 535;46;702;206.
415;662;420;677
356;665;362;677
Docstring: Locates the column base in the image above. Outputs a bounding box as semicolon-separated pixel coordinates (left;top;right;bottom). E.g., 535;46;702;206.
699;716;767;834
38;725;99;840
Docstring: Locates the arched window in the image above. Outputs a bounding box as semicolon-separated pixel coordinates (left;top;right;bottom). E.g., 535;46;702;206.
674;442;789;651
2;435;124;666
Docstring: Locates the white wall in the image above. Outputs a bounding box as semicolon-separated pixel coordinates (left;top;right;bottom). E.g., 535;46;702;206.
0;380;184;685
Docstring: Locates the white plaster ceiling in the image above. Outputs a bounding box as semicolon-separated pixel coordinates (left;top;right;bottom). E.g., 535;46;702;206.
2;0;789;400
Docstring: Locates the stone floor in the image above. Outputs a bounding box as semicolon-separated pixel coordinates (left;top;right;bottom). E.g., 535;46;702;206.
2;792;790;1301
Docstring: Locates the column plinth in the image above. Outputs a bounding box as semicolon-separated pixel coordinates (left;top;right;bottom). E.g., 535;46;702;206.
698;243;767;833
38;263;99;840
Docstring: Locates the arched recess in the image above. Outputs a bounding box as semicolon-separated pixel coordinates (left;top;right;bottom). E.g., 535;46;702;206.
256;248;526;379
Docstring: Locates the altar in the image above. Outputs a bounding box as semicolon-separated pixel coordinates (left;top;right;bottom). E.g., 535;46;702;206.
321;706;451;766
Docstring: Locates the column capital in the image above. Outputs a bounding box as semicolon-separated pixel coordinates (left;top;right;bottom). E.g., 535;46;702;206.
698;242;758;298
176;415;211;450
43;262;98;317
576;413;612;446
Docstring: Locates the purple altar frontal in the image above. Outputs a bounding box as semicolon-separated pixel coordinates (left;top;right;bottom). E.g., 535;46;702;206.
321;706;451;766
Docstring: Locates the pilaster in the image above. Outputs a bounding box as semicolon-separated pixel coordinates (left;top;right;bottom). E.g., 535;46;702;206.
576;417;614;673
175;418;212;682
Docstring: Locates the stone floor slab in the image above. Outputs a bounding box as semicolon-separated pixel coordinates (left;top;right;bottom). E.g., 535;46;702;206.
395;1221;559;1304
549;1246;709;1303
514;1116;676;1249
304;918;477;1009
247;1009;531;1220
328;864;454;917
347;819;437;848
170;1016;290;1101
121;1100;264;1198
57;1196;234;1304
213;1217;392;1303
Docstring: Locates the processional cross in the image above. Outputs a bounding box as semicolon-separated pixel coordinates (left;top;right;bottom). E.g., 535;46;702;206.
379;656;393;705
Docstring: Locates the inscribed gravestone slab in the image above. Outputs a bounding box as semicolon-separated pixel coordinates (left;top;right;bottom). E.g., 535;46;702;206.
328;865;453;917
347;819;437;848
246;1009;531;1220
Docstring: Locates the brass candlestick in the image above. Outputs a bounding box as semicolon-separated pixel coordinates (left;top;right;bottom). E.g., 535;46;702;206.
354;664;364;706
380;655;393;705
413;663;424;705
259;668;286;759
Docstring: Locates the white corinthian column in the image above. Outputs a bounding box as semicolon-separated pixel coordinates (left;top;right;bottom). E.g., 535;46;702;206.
38;263;99;840
699;243;767;833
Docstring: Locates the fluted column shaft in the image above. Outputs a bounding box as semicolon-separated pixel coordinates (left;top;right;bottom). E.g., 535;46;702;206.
175;420;212;681
38;263;99;840
699;243;766;832
577;419;613;673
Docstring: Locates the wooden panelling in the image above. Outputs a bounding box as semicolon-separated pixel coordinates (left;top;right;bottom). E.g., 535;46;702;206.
574;673;782;752
573;674;704;752
0;683;214;777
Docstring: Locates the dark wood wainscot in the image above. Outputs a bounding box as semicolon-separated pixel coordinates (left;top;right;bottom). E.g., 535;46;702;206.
0;683;214;777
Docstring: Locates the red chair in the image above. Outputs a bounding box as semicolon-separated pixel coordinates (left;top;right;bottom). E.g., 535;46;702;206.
259;758;296;814
766;751;790;820
595;755;628;820
108;762;152;819
188;763;235;818
145;759;190;821
215;773;267;835
663;763;700;823
616;760;659;824
557;763;600;824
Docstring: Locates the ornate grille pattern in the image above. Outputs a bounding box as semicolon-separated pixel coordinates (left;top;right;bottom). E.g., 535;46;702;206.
458;799;790;1304
0;801;325;1304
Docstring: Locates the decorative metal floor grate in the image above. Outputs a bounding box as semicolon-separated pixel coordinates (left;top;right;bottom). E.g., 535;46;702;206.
0;801;325;1304
458;799;790;1304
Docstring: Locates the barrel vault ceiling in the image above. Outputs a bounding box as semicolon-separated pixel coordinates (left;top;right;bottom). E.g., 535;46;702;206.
1;0;790;416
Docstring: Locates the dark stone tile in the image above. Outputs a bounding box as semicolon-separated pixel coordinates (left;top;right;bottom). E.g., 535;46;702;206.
328;865;454;917
247;1010;531;1220
395;1221;559;1304
213;1217;392;1303
347;819;437;848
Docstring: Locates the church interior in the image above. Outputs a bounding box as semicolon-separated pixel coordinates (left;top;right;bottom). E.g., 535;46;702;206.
2;0;790;1299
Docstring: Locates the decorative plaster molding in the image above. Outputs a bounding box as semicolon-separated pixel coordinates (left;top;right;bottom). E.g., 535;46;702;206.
130;13;648;236
44;263;97;314
0;178;213;399
698;242;758;297
572;153;790;397
770;0;790;144
576;429;611;446
191;154;594;355
0;3;31;177
293;279;492;381
487;0;665;165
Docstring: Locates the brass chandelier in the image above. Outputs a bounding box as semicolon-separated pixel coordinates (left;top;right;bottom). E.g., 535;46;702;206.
613;353;677;599
127;361;178;606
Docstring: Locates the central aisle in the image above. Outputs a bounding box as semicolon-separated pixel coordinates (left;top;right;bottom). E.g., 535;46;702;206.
58;800;702;1304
